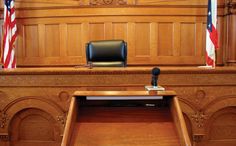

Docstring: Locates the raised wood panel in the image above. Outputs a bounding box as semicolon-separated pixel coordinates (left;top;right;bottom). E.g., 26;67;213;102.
0;0;226;8
16;24;24;58
0;2;226;66
89;23;105;41
210;113;236;140
136;0;225;6
216;17;224;65
45;24;60;57
14;18;220;66
208;108;236;140
112;22;128;40
134;23;150;57
67;24;83;57
180;23;196;56
24;25;39;57
158;22;174;56
10;108;61;146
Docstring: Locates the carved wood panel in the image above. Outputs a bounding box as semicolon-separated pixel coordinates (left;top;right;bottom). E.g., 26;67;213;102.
0;67;236;145
15;16;224;66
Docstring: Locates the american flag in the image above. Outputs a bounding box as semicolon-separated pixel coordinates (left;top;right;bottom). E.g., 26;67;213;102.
2;0;17;69
206;0;218;67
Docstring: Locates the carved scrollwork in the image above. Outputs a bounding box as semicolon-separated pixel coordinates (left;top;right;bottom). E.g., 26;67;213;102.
191;111;208;128
227;0;236;15
0;111;9;128
90;0;126;5
56;114;67;126
193;134;204;142
103;0;113;4
0;133;9;141
58;91;70;102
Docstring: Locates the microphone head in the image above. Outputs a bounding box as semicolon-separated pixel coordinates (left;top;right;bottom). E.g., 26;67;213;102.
152;67;161;76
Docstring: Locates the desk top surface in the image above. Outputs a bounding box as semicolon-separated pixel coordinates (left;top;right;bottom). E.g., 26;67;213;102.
1;66;236;75
74;86;176;96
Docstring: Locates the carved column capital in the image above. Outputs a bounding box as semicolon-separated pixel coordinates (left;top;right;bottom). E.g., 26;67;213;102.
0;133;9;141
56;114;67;126
227;0;236;15
191;111;208;128
0;111;9;129
193;134;204;142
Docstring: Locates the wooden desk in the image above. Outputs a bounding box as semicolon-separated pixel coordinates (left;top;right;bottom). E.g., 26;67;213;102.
62;87;191;146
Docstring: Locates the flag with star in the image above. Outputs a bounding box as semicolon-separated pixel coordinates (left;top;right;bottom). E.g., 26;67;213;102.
2;0;17;69
206;0;218;67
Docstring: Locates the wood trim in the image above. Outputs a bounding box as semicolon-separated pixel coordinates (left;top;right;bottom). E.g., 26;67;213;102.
61;97;78;146
171;96;192;146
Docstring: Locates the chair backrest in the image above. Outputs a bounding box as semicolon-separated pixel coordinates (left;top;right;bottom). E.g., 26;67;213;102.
86;40;127;67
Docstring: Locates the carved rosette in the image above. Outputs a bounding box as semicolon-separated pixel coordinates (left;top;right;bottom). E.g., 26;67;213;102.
90;0;127;5
195;90;206;105
56;114;67;126
227;0;236;14
191;111;208;128
0;111;9;128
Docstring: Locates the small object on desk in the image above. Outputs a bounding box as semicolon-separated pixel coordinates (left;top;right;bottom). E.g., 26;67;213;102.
145;85;165;91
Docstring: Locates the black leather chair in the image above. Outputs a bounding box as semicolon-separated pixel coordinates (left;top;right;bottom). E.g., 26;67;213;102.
86;40;127;67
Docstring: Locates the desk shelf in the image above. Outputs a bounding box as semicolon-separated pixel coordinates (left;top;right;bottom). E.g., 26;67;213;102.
62;88;191;146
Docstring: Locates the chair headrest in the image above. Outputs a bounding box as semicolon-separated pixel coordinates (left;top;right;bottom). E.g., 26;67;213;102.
86;40;127;62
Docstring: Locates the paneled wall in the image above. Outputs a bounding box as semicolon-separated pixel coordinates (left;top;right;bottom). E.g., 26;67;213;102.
0;0;227;66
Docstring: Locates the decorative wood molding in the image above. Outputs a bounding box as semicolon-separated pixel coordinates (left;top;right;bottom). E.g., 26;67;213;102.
0;112;9;128
90;0;127;5
191;111;208;128
0;133;9;141
227;1;236;14
57;114;67;126
193;134;204;143
195;90;206;105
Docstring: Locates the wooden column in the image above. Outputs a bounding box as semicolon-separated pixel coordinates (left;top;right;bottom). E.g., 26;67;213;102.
226;0;236;66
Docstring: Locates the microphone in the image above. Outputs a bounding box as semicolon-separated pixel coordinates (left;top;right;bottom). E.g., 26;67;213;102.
151;67;160;88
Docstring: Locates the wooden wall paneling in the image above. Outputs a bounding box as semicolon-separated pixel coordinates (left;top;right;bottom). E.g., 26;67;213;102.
196;22;203;57
226;14;236;66
60;23;67;58
9;108;61;146
15;24;24;60
136;0;225;6
45;24;60;57
127;0;136;5
134;22;151;63
38;24;46;58
180;22;196;56
198;107;236;146
216;16;224;65
112;22;128;40
89;23;105;41
0;0;226;8
104;22;113;40
81;22;89;64
67;23;83;57
0;2;227;66
24;25;39;58
173;22;181;58
158;22;174;56
127;22;135;64
150;22;157;61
